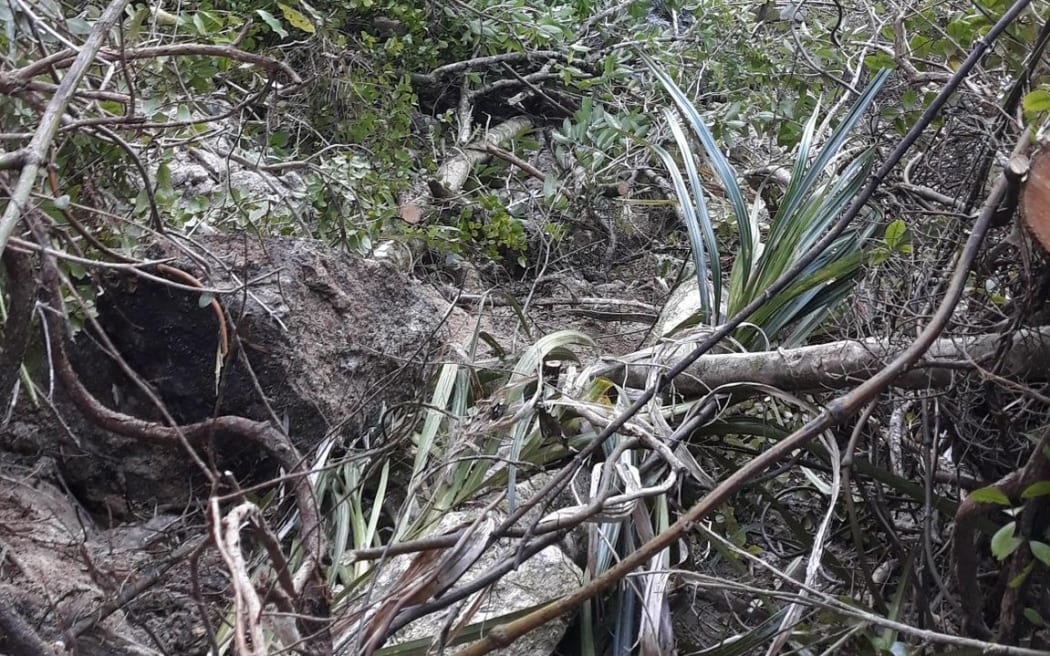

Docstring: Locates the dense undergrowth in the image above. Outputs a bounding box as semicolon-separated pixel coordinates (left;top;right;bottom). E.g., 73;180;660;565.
5;0;1050;654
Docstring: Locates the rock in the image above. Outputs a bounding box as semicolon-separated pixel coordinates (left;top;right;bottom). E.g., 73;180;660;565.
350;475;585;655
28;236;450;514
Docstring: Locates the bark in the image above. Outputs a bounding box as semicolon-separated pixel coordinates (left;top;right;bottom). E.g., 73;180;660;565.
596;327;1050;394
0;250;35;408
429;117;534;199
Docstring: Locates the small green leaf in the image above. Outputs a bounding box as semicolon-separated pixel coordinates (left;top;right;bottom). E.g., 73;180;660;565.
198;292;215;309
1024;607;1047;627
156;162;171;190
991;521;1023;561
969;486;1011;505
65;260;86;280
1030;540;1050;568
278;3;315;33
868;246;890;266
864;52;895;70
1022;89;1050;115
256;10;288;37
134;188;149;216
883;218;912;253
1022;481;1050;498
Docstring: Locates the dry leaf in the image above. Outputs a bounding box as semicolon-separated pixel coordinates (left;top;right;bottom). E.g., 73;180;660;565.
1023;146;1050;252
399;202;422;224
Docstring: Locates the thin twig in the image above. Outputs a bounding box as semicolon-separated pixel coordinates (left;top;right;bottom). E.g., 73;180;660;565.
0;0;131;254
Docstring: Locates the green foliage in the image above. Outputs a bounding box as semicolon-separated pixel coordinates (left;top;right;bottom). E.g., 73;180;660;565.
410;193;529;265
405;328;596;532
1023;87;1050;123
991;520;1023;560
553;97;652;175
969;486;1012;505
1022;480;1050;498
648;58;888;347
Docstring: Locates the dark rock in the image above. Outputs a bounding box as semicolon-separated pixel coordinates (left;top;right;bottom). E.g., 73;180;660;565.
33;236;447;516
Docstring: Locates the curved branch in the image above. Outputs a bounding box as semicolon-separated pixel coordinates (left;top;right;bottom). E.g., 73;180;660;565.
6;43;302;87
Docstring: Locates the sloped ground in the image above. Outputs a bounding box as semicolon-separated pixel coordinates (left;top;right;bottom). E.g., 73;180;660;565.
0;235;461;651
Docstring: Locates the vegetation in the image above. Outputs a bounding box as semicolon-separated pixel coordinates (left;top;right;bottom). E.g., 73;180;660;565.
3;0;1050;654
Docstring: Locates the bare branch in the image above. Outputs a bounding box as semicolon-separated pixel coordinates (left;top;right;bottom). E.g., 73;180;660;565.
0;0;131;255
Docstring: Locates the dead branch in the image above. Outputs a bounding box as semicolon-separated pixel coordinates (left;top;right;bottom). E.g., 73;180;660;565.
596;327;1050;394
213;502;271;656
0;0;130;255
4;44;301;88
411;51;563;87
484;143;546;182
429;117;534;199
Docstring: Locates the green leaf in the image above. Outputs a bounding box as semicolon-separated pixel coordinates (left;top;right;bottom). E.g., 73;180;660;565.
256;10;288;38
1022;89;1050;115
645;60;888;348
1030;540;1050;568
1022;481;1050;498
884;219;905;248
883;218;911;253
504;330;595;511
1024;607;1047;627
969;486;1011;505
991;521;1022;561
650;140;714;325
864;52;895;70
156;161;171;189
198;292;214;309
644;55;753;275
278;3;315;34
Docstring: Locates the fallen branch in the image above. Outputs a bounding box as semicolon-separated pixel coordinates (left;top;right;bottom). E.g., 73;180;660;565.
595;327;1050;394
429;117;534;199
4;43;302;88
484;143;546;182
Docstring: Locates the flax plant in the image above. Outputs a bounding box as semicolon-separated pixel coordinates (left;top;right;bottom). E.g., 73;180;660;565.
572;60;891;655
646;56;889;348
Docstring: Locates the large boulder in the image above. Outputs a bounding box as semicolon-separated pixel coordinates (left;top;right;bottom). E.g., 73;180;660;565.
14;236;451;515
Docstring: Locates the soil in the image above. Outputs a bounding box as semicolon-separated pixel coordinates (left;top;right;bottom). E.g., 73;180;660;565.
0;235;466;652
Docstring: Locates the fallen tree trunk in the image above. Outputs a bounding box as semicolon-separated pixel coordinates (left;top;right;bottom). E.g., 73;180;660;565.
595;327;1050;394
